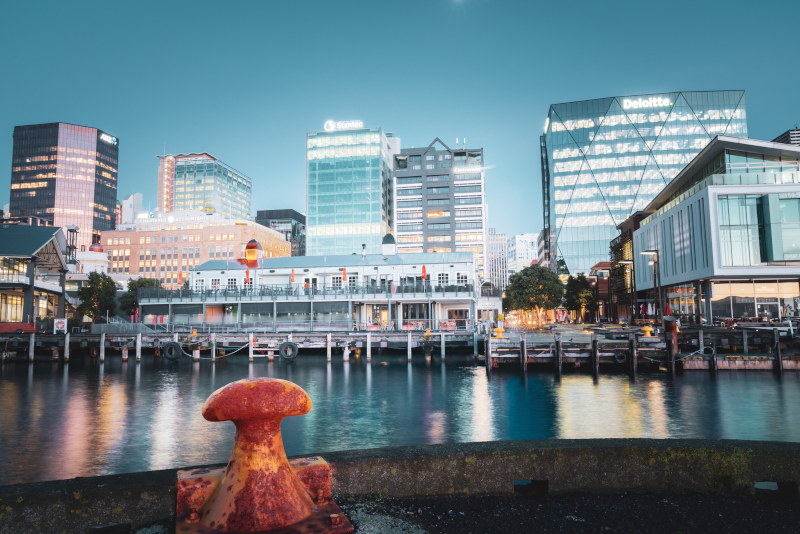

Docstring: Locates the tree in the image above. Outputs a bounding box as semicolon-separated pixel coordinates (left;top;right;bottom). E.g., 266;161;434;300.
76;272;118;323
505;265;563;325
564;274;597;322
118;278;160;316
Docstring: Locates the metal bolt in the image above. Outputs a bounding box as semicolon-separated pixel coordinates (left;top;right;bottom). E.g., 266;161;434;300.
317;489;326;504
330;514;340;525
187;508;200;523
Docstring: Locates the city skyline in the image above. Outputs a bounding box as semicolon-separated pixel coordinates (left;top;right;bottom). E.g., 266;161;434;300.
1;1;798;240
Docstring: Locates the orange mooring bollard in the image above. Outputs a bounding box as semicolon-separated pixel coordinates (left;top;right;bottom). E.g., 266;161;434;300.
176;378;353;533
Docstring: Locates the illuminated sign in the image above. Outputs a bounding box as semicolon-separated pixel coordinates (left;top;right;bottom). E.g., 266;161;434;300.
99;133;118;145
454;166;484;174
324;120;363;132
622;97;672;110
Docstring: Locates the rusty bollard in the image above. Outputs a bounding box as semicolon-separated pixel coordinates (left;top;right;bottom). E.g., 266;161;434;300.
176;377;352;533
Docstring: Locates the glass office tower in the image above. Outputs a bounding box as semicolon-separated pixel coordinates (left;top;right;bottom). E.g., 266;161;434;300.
157;153;251;219
541;90;747;275
9;122;118;250
306;124;399;256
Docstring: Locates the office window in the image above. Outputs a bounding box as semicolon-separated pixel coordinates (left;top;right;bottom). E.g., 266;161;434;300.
398;224;423;231
427;235;451;242
427;211;450;218
227;278;237;291
456;273;468;285
398;200;422;208
428;187;450;194
331;276;342;289
398;211;422;219
455;197;481;204
455;185;481;193
428;199;450;206
456;222;483;229
398;188;422;196
428;223;451;230
438;273;449;285
397;177;422;184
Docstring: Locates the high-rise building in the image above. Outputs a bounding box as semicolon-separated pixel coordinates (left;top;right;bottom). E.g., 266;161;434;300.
9;122;119;250
541;90;747;275
773;128;800;146
255;209;306;256
306;121;399;256
487;228;508;290
393;139;488;280
507;233;539;275
102;210;289;289
119;192;143;225
156;153;251;219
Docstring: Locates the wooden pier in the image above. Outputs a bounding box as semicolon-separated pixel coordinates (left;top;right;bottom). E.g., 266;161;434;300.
483;327;799;376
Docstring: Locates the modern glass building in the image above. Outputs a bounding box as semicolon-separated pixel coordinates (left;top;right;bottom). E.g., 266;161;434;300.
306;122;399;256
541;90;748;275
255;209;306;256
9;122;119;250
157;153;251;219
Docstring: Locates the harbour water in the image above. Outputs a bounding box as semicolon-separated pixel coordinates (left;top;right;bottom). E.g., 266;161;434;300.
1;353;799;485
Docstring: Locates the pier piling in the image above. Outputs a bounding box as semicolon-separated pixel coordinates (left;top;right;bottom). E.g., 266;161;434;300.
366;333;371;361
407;332;412;361
29;333;34;361
710;342;718;375
742;328;749;354
628;333;637;379
520;335;527;371
135;333;141;362
773;328;783;377
554;333;562;379
441;332;445;359
326;333;332;362
666;336;675;378
100;333;105;362
64;333;70;362
591;333;599;378
249;333;254;362
122;347;128;361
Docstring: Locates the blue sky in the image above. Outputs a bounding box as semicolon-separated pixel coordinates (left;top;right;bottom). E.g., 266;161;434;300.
1;0;798;237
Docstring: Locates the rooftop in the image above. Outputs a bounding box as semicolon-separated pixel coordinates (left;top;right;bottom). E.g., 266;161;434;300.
192;252;474;271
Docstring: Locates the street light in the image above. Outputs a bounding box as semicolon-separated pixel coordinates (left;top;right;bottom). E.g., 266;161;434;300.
615;260;634;323
639;250;664;329
587;275;599;324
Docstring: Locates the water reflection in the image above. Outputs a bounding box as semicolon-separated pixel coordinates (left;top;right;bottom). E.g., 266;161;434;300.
1;355;799;485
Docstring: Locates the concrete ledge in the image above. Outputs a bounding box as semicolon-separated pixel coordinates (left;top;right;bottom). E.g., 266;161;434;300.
324;439;800;497
1;439;798;533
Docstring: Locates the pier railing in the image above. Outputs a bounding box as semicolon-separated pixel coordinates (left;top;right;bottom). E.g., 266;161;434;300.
139;283;477;303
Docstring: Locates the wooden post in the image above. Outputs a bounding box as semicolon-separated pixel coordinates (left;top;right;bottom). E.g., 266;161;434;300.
135;333;142;362
99;333;105;363
742;328;748;355
666;335;675;378
211;341;216;362
473;331;479;357
554;333;562;379
591;333;599;378
407;332;412;361
64;332;70;362
121;347;128;362
28;333;35;361
441;332;445;359
486;334;492;374
710;342;718;375
520;334;527;371
773;328;783;377
326;333;332;362
698;329;704;356
628;333;637;379
193;349;200;361
366;333;372;361
248;333;254;362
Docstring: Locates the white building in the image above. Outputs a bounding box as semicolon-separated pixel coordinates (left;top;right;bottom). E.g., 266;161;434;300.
507;233;539;274
487;228;508;290
119;193;143;225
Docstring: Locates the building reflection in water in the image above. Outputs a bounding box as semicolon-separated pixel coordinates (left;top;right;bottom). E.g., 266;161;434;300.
1;355;799;485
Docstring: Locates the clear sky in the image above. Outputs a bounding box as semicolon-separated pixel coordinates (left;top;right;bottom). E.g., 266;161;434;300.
1;0;798;238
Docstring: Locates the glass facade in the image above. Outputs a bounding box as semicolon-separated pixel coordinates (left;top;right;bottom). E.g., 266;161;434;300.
710;280;800;322
541;91;747;275
158;154;251;219
306;127;397;256
10;123;118;250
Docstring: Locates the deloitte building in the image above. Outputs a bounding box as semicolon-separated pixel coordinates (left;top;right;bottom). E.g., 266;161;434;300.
540;90;747;275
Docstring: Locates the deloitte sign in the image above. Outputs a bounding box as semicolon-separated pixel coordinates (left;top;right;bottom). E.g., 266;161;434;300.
622;97;672;110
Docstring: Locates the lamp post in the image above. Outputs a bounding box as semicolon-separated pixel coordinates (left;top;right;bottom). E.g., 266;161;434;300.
587;275;599;324
640;250;664;330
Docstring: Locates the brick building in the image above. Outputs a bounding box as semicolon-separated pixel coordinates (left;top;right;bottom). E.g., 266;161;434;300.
101;210;290;289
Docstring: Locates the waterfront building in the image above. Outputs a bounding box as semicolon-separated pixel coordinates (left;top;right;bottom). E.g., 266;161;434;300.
119;193;143;225
137;238;500;330
8;122;119;251
101;210;289;289
507;233;539;275
541;90;748;276
156;153;251;219
255;209;306;256
588;262;611;321
0;224;67;323
393;139;488;281
306;121;400;256
626;136;800;325
487;228;508;291
773;128;800;146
